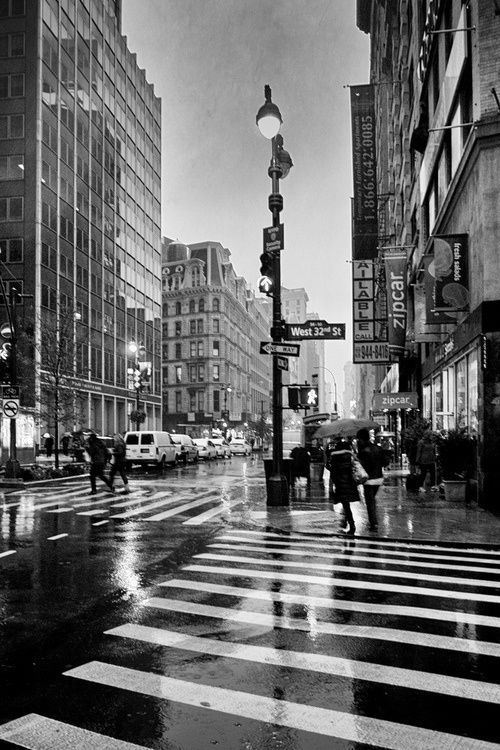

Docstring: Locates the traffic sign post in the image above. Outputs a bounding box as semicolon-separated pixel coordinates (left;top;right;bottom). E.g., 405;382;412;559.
263;224;284;252
2;385;19;399
260;341;300;357
284;320;346;340
2;398;19;419
276;356;288;371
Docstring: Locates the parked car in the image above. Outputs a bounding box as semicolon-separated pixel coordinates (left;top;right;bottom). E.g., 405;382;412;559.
193;438;217;460
124;431;177;469
211;437;231;458
229;438;252;456
171;434;199;464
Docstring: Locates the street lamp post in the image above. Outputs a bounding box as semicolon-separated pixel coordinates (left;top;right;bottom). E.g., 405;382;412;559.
0;282;21;478
128;341;143;430
256;85;293;506
314;366;339;415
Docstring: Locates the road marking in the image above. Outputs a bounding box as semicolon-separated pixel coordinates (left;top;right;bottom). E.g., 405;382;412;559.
64;661;499;750
110;493;208;519
110;492;168;509
92;520;109;527
0;550;16;559
107;622;500;704
77;509;110;517
160;578;500;629
143;597;500;658
182;499;242;525
217;533;500;568
209;542;500;576
223;528;500;558
2;502;20;508
45;507;76;514
145;493;220;521
195;552;500;590
185;563;500;605
0;713;148;749
47;533;69;541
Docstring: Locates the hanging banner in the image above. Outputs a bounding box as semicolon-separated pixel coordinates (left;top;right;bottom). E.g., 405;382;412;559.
423;254;457;324
385;252;407;356
432;234;469;312
350;85;378;260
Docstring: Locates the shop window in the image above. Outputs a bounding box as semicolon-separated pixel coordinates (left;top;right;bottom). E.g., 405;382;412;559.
468;350;478;434
456;357;467;428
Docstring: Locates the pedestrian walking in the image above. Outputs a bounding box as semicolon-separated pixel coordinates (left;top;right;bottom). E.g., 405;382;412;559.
415;431;437;491
44;434;54;458
109;432;129;493
289;445;310;487
327;437;359;535
61;433;71;456
85;433;114;495
356;428;389;532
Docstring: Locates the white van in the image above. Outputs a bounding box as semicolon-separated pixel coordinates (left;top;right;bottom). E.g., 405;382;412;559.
124;431;177;469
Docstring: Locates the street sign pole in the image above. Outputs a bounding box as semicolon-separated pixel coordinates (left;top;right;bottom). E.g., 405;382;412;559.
268;137;288;506
0;282;20;478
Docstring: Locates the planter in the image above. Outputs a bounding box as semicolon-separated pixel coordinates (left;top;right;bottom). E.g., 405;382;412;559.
442;480;467;502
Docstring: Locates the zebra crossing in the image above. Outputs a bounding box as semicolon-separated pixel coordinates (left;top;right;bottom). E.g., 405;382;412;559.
0;481;241;531
1;527;499;748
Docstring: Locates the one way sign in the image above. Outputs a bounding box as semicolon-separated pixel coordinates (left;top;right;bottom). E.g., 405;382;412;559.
259;342;300;357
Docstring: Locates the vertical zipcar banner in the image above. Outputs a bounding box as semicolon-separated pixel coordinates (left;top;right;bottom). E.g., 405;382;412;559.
350;84;378;260
432;234;469;312
385;252;407;356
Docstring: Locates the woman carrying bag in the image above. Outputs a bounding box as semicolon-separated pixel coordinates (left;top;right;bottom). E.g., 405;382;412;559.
328;437;360;536
356;428;389;532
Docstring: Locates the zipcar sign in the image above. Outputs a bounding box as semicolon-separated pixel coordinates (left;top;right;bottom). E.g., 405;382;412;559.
373;392;419;411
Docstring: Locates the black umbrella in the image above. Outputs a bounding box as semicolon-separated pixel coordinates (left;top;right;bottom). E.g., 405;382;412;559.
314;418;380;439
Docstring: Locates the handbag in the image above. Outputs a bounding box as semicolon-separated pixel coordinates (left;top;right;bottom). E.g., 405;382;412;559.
352;456;368;485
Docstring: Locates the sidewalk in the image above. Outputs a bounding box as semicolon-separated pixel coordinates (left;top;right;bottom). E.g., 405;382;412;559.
239;469;500;547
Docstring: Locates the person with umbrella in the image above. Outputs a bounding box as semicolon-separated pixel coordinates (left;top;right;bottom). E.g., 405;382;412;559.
327;437;359;535
356;428;389;531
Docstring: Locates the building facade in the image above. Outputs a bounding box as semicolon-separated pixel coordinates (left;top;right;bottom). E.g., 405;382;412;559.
161;239;272;435
0;0;162;439
356;0;500;507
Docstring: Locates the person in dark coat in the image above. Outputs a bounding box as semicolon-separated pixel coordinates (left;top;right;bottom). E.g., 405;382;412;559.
356;428;389;532
415;431;436;489
85;433;114;495
327;437;359;535
289;445;310;486
61;434;71;456
109;432;129;493
44;434;54;458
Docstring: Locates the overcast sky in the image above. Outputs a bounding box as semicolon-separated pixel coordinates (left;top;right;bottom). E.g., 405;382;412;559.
122;0;370;397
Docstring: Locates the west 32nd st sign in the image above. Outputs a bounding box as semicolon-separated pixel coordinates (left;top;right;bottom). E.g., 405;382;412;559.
284;320;345;340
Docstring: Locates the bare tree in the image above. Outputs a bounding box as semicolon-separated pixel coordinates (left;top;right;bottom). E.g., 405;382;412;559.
23;308;88;469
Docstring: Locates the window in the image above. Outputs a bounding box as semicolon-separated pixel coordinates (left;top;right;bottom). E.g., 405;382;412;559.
175;301;181;315
175;365;182;383
0;196;23;221
197;319;203;333
0;237;23;262
0;32;25;57
190;341;196;358
0;154;24;180
197;341;203;357
189;319;196;334
213;298;220;312
213;318;220;333
0;113;24;138
213;389;220;412
189;391;196;411
41;283;57;310
175;321;182;336
0;73;24;98
162;367;168;386
212;340;219;357
197;391;205;411
189;364;196;382
198;364;205;382
199;298;205;312
213;364;220;382
0;0;25;17
175;390;182;412
189;299;196;313
175;342;181;359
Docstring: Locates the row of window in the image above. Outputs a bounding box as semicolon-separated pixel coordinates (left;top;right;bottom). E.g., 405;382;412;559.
167;363;222;385
166;390;228;415
165;298;220;315
0;0;25;17
0;154;24;180
0;73;24;99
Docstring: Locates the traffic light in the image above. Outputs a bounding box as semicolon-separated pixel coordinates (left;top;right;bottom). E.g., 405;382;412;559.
300;386;318;408
133;368;141;390
288;387;300;410
258;250;275;296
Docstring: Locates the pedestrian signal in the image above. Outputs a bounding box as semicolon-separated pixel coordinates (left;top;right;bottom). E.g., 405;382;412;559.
288;387;300;410
300;386;318;407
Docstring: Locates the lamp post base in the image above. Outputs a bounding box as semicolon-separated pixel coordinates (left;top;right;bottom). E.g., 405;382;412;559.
5;458;21;478
266;474;289;506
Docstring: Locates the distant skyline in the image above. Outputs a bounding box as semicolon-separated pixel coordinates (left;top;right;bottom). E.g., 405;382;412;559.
122;0;370;397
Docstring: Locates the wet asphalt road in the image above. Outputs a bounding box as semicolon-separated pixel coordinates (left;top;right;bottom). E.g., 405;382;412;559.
0;456;499;749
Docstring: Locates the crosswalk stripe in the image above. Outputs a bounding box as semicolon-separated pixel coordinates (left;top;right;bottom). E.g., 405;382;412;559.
182;499;242;525
110;491;168;509
217;533;500;567
185;563;500;605
110;491;216;520
64;661;499;749
160;578;500;629
92;520;109;526
145;493;220;522
106;622;500;704
225;528;500;558
45;508;74;514
77;509;110;517
195;552;500;590
143;597;500;657
47;533;68;541
0;550;16;559
208;542;500;576
0;713;148;749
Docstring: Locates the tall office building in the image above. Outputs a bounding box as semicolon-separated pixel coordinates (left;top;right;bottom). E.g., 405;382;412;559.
0;0;162;442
